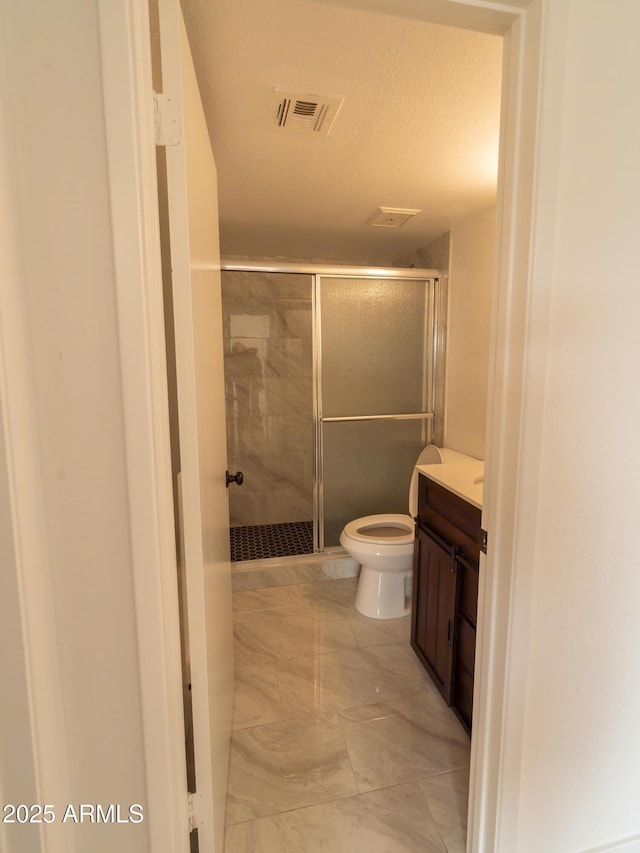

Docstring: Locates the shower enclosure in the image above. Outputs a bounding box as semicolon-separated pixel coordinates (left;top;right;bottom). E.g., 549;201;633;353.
221;263;444;561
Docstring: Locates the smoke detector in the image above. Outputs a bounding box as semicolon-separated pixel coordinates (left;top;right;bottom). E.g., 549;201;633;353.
367;208;421;228
270;89;343;137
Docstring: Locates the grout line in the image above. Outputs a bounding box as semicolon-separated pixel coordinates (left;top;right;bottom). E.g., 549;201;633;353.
417;782;450;852
227;587;469;848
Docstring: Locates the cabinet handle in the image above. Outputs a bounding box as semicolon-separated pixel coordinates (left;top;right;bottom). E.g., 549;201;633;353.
447;620;452;645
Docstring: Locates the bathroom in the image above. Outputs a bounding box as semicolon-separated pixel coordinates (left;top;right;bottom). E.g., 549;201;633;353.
181;0;500;848
204;0;501;562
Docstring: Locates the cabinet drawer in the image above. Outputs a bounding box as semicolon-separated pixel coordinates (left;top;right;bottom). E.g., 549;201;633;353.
418;476;481;544
456;613;476;677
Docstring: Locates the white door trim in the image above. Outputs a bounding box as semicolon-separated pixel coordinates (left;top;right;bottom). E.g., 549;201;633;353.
468;6;538;849
97;1;189;850
468;1;573;849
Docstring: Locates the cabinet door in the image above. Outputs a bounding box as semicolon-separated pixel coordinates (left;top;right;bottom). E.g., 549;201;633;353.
452;552;479;733
412;525;457;702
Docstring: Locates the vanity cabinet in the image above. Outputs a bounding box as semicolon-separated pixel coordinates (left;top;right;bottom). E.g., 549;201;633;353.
411;473;481;733
412;525;457;702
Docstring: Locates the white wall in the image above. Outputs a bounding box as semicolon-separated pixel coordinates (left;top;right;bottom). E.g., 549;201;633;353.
0;2;151;850
509;1;640;849
445;205;495;459
0;418;40;852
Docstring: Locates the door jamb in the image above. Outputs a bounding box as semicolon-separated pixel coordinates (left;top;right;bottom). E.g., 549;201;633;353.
97;0;190;850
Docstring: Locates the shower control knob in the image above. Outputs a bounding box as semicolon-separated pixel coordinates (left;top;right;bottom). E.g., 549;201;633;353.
226;470;244;487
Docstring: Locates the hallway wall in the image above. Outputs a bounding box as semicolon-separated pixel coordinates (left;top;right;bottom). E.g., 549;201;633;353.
0;405;40;851
510;1;640;849
0;2;151;850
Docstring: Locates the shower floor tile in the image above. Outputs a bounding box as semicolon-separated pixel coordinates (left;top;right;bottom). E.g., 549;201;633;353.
230;521;313;562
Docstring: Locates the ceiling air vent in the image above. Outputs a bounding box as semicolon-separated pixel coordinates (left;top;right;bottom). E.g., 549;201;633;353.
367;207;422;228
270;89;343;137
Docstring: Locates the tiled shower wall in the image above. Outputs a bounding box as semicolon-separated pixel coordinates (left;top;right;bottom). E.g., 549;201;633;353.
221;271;313;527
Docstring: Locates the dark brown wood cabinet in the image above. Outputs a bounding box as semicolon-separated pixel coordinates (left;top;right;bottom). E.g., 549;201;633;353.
412;524;457;702
411;473;481;733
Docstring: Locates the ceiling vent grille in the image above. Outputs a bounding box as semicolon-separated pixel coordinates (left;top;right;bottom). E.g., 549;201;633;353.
270;89;343;137
367;207;422;228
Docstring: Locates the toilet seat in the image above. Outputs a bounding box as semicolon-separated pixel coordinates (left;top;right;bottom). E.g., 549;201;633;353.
340;446;467;618
342;513;415;545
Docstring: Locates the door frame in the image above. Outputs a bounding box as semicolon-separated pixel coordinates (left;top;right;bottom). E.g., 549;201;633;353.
97;0;190;850
95;0;559;851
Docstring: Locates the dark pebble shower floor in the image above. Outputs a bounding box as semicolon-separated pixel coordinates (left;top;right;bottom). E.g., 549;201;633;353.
229;521;314;562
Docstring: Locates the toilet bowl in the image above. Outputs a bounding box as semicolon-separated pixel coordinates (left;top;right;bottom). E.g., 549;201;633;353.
340;445;462;619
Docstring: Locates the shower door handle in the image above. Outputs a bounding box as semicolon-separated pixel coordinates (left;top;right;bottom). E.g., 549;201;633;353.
226;470;244;487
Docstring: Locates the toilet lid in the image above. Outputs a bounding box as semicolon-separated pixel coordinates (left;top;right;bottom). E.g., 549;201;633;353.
343;514;415;545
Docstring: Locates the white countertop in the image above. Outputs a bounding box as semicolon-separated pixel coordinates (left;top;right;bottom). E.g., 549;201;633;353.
415;457;484;509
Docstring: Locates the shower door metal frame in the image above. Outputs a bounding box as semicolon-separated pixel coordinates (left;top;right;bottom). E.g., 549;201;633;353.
220;261;444;554
314;269;441;552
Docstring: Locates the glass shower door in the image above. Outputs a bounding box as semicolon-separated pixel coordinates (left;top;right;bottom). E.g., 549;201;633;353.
318;275;436;548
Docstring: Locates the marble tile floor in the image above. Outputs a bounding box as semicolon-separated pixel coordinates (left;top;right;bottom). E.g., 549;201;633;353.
225;562;470;852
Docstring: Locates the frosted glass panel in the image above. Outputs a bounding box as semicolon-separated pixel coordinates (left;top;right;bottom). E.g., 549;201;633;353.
321;277;427;417
322;419;425;547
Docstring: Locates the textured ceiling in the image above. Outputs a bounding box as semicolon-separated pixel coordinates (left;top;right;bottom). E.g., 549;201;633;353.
181;0;503;265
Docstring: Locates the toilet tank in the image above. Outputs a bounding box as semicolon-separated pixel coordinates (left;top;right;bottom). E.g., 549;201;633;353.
417;445;446;466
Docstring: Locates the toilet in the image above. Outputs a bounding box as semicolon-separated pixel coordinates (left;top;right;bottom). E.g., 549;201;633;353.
340;445;465;619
